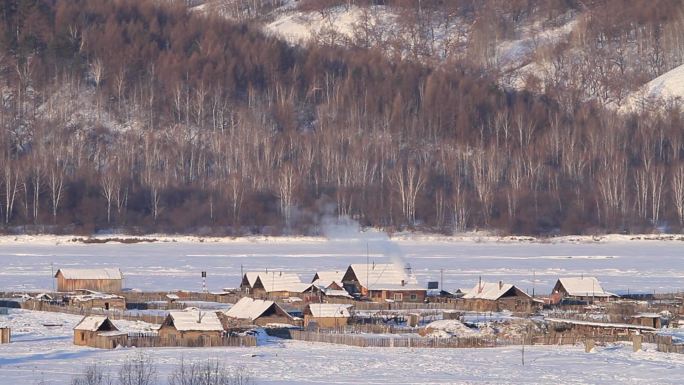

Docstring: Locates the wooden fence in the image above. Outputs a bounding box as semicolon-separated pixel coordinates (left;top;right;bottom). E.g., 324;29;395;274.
125;333;256;348
656;335;684;354
20;301;166;324
287;329;659;349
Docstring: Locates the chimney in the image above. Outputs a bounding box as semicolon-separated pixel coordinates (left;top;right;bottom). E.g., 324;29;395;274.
197;309;202;323
499;281;503;290
401;279;405;287
478;276;483;293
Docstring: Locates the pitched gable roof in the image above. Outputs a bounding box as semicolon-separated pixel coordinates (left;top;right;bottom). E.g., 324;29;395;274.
462;281;531;301
167;309;223;332
243;271;314;293
223;297;292;320
55;268;123;280
306;303;352;318
74;316;118;332
311;271;345;287
556;277;614;297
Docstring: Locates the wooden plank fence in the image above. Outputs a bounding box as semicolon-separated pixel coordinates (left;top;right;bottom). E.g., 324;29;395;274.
656;335;684;354
287;329;660;349
125;334;256;348
20;301;166;324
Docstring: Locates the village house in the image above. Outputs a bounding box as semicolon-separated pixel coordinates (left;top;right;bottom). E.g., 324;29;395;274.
550;277;617;304
73;316;127;349
311;271;346;290
55;268;123;293
341;264;427;302
222;297;295;327
158;308;224;346
240;271;317;298
303;303;353;329
461;281;540;313
66;290;126;311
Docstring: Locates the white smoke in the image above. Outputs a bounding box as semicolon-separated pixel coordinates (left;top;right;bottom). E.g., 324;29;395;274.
320;215;411;277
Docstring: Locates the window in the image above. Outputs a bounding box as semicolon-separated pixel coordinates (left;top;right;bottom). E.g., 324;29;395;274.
394;293;403;301
410;294;417;301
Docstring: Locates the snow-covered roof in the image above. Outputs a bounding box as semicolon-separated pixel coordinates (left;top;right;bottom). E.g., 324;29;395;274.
462;282;531;301
312;271;345;287
347;264;422;291
223;297;291;320
246;271;314;293
556;277;614;297
306;303;352;318
70;291;123;302
323;289;352;298
74;316;116;332
167;309;223;332
55;268;122;280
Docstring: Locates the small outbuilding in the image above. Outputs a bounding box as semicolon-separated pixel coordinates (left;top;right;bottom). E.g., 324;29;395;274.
0;327;10;344
630;313;663;329
158;308;224;346
303;303;352;329
73;316;127;348
55;268;123;293
222;297;295;327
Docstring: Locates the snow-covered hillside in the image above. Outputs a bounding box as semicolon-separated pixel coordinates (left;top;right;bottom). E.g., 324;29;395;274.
622;63;684;112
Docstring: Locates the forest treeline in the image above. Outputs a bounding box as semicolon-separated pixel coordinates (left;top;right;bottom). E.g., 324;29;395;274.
0;0;684;235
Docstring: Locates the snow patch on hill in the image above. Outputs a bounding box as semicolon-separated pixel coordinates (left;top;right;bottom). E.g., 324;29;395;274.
622;63;684;112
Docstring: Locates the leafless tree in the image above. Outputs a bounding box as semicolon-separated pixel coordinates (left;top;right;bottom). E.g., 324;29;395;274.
118;352;156;385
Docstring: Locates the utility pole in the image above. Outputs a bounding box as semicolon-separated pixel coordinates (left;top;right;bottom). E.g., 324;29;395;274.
440;268;444;291
51;262;55;292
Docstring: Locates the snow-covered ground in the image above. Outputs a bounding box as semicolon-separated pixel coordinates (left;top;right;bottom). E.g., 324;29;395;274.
1;309;683;384
1;234;683;295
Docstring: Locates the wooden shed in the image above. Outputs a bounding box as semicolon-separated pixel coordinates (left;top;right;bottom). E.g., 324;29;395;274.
158;309;224;346
222;297;295;327
73;316;123;347
55;268;123;293
0;327;10;344
630;313;663;328
303;303;352;328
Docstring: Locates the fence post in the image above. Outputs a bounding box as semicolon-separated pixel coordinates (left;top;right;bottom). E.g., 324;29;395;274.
632;335;643;352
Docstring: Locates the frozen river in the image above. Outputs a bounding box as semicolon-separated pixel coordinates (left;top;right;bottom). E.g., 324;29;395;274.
1;236;683;294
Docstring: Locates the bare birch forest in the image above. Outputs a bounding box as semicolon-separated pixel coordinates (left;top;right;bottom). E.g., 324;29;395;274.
1;0;684;235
